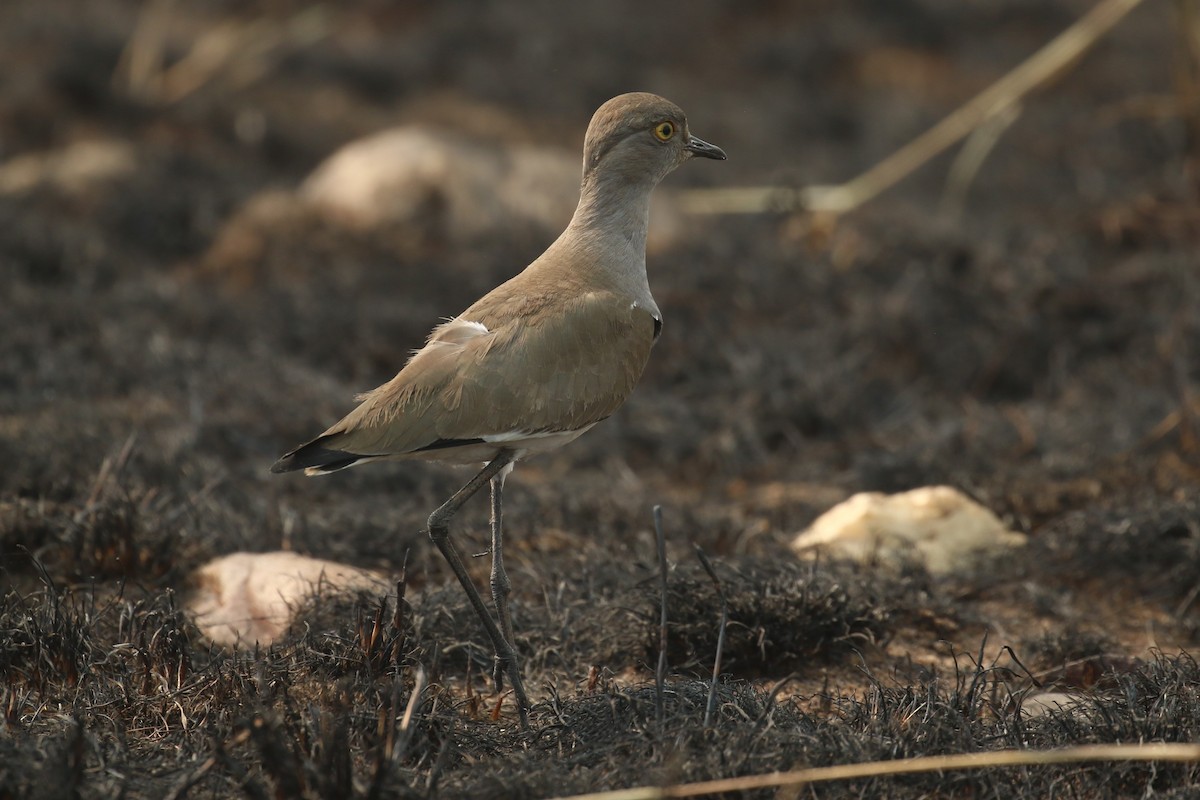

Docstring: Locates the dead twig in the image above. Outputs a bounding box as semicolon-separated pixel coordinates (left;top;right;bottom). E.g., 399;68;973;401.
164;727;252;800
679;0;1150;216
692;546;727;729
941;102;1023;215
548;742;1200;800
77;432;138;521
114;2;332;104
1177;0;1200;175
113;0;176;99
653;505;668;731
392;552;410;669
394;666;427;763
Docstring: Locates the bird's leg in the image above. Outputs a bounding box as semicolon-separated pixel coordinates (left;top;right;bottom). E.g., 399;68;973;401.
426;451;530;727
489;466;517;690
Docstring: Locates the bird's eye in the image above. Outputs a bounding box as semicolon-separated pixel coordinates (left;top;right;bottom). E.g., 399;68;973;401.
653;121;675;142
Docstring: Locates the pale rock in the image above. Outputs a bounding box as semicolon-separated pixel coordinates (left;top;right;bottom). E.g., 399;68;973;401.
1018;691;1090;719
0;140;137;194
187;551;389;646
791;485;1026;576
298;126;682;251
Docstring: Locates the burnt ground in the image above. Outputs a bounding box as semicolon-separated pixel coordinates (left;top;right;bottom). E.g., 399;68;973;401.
3;0;1200;797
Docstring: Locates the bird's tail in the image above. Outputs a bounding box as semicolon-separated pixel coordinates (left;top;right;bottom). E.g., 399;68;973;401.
270;436;366;476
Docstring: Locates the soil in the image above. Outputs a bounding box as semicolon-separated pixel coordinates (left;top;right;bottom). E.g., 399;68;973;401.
2;0;1200;797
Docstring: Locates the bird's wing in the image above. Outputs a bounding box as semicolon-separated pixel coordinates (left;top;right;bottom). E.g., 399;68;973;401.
314;288;658;458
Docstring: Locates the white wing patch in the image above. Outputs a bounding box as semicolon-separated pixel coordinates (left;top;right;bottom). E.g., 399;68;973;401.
482;430;565;443
394;317;491;371
428;318;489;346
481;423;598;448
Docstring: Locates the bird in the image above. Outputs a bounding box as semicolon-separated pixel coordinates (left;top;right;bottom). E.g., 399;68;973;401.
271;92;725;726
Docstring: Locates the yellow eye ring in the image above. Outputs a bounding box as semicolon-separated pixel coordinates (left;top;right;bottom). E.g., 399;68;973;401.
653;121;675;142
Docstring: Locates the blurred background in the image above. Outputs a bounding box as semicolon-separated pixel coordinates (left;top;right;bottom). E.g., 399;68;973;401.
3;0;1200;794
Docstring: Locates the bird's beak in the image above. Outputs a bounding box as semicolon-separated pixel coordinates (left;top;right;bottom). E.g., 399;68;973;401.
685;135;727;160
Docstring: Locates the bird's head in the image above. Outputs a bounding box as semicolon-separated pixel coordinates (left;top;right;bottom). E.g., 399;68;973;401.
581;92;726;187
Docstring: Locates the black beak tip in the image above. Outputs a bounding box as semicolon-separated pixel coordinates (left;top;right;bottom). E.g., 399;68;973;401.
686;136;727;161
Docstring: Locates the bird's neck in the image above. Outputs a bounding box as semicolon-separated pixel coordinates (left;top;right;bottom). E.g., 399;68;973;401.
568;169;658;258
534;169;661;316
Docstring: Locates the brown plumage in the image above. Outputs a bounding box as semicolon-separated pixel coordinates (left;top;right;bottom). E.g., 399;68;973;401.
271;92;725;725
272;256;659;472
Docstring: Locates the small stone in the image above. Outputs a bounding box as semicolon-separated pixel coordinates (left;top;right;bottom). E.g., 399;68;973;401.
791;485;1026;576
187;551;389;646
0;140;136;195
298;126;682;251
300;127;578;237
1018;691;1089;719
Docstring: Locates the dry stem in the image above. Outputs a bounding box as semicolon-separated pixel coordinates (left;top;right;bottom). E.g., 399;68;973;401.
679;0;1150;216
550;742;1200;800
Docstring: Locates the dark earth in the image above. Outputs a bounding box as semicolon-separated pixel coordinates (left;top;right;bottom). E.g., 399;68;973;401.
3;0;1200;797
